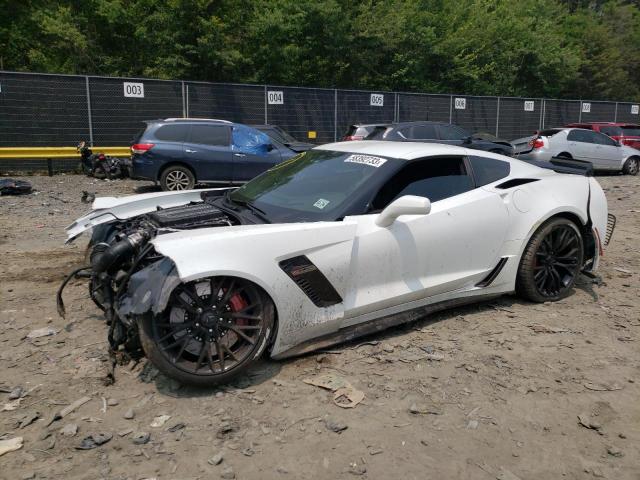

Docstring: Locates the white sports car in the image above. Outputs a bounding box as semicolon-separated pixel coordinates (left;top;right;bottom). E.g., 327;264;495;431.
60;142;615;386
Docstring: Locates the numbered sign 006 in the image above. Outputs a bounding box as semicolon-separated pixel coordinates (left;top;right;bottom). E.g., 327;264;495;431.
123;82;144;98
370;94;384;107
454;98;466;110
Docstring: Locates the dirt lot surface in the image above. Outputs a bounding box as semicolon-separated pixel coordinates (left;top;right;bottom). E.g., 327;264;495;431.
1;174;639;480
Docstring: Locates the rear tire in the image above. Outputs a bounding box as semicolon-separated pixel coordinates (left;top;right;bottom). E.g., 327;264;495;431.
622;157;639;175
138;276;274;386
93;165;107;180
516;217;583;303
160;166;195;191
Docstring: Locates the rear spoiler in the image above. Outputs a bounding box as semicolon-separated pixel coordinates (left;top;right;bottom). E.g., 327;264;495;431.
522;157;593;176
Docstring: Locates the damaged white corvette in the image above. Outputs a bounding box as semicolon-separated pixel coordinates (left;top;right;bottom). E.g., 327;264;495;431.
59;142;615;386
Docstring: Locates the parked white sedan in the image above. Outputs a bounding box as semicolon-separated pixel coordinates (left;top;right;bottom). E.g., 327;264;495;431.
60;142;614;386
514;128;640;175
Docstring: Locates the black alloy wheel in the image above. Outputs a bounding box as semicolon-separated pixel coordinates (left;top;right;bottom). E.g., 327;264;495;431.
517;218;584;302
139;276;274;386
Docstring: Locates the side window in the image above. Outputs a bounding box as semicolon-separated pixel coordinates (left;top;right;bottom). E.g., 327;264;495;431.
188;125;230;146
593;132;616;146
469;156;511;186
153;124;189;142
438;125;466;140
410;124;438;139
232;125;271;154
370;156;473;210
567;130;588;142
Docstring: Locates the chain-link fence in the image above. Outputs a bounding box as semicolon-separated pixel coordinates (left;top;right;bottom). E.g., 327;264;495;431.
1;70;639;153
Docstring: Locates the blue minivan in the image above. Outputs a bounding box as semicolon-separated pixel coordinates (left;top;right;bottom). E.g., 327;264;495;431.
130;119;307;191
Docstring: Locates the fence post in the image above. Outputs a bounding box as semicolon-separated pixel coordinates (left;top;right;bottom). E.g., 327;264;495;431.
185;84;189;117
394;93;399;123
540;99;545;130
495;97;500;137
264;85;268;124
181;81;186;118
85;76;94;146
449;95;453;123
334;89;338;142
614;102;618;122
578;100;582;123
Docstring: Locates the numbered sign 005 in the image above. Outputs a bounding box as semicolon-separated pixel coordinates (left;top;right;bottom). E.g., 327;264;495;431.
123;82;144;98
581;102;591;113
370;94;384;107
454;98;466;110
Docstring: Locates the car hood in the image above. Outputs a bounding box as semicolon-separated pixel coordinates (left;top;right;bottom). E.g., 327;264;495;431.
65;187;228;242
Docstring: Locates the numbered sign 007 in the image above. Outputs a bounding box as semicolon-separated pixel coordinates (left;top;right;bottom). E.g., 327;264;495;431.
123;82;144;98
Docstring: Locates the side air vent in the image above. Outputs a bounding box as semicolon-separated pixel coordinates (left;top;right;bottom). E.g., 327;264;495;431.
604;214;616;246
495;178;539;189
279;256;343;307
475;257;509;287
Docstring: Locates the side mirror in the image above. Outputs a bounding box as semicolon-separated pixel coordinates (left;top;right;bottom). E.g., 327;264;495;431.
375;195;431;228
266;143;275;152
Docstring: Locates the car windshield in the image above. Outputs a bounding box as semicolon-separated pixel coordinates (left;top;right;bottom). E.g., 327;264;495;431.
229;149;398;222
621;126;640;136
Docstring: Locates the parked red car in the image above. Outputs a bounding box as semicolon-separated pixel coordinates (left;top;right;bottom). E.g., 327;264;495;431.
565;122;640;149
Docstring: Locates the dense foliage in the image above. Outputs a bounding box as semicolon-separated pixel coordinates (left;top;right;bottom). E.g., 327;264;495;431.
1;0;639;100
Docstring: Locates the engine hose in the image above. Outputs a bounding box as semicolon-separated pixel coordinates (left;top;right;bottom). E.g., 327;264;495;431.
91;238;136;274
115;243;154;299
56;266;92;318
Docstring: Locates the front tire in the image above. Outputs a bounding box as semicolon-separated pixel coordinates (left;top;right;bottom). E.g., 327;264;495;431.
138;276;274;386
160;166;195;191
622;157;639;175
516;218;584;303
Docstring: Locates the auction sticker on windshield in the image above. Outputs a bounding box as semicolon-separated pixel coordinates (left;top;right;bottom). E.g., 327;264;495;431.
313;198;330;209
344;154;387;167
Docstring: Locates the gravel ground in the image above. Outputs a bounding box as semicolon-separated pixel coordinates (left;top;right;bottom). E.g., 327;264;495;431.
1;173;639;480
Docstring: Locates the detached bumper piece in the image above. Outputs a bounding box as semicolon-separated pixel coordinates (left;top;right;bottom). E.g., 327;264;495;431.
604;214;616;246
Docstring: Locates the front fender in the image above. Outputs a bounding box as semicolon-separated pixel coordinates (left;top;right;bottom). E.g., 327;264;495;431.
116;257;182;324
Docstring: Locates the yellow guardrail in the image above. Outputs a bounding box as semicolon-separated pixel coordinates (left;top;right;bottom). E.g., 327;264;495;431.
0;146;131;160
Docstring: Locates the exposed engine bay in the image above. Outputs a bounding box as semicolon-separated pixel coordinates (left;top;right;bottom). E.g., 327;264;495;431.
57;192;244;362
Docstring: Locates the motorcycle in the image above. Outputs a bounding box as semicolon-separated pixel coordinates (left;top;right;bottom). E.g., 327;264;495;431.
77;141;130;179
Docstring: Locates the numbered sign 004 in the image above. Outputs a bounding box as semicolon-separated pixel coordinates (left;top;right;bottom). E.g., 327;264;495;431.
454;98;466;110
123;82;144;98
370;94;384;107
267;91;284;105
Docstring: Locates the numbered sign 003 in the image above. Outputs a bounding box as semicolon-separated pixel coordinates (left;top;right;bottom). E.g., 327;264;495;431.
123;82;144;98
370;94;384;107
267;91;284;105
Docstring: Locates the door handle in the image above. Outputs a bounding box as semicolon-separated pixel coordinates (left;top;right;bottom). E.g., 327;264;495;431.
185;149;197;153
233;153;246;157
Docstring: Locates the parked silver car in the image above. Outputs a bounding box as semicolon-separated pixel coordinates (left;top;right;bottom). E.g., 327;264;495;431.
514;128;639;175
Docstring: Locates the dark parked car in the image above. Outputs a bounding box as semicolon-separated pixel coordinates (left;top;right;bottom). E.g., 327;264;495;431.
344;122;514;156
130;118;300;191
251;125;315;152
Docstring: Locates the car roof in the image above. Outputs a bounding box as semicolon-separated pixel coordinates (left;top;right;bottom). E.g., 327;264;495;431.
315;140;468;159
144;118;233;124
566;122;639;127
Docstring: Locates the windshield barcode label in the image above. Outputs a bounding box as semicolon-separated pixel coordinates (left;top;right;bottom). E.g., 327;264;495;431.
344;154;387;167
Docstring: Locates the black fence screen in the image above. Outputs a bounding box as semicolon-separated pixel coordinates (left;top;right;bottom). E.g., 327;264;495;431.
1;70;639;153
